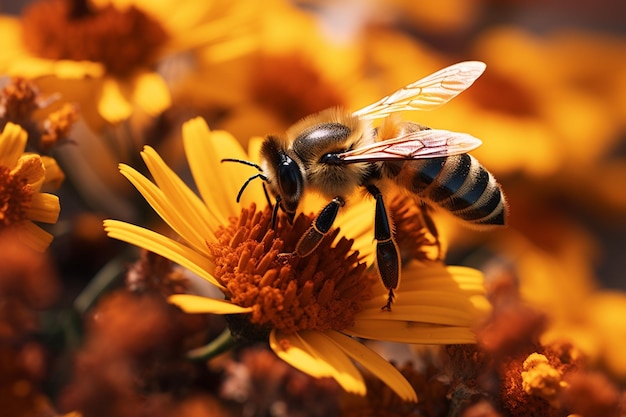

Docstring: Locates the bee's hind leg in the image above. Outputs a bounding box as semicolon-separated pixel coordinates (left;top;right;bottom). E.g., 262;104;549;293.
366;185;401;311
294;197;345;257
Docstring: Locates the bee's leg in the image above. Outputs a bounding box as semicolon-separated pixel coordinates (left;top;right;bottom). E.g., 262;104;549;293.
262;182;273;210
270;195;281;229
294;197;345;257
366;185;401;311
418;202;443;261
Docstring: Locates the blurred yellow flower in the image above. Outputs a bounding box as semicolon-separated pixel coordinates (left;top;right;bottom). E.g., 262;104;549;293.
0;77;78;156
173;0;358;142
294;0;483;37
469;27;626;177
0;122;61;250
103;117;490;400
489;225;626;382
0;0;257;128
542;291;626;381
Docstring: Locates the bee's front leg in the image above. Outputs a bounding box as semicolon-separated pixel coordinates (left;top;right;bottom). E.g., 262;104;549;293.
294;197;345;257
366;185;401;311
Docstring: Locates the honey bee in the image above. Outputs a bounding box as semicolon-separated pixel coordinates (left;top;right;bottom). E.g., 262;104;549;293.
223;61;506;310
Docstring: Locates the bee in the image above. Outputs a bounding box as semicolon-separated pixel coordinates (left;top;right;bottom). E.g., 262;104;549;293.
223;61;506;310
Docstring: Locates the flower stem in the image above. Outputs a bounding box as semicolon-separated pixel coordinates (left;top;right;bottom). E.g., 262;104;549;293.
186;328;235;362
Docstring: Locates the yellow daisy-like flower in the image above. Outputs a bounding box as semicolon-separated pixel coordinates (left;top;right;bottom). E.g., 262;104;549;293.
175;0;381;142
0;122;61;250
103;117;490;401
0;0;257;128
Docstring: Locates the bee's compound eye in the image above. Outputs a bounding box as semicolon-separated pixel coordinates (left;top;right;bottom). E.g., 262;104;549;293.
277;157;303;199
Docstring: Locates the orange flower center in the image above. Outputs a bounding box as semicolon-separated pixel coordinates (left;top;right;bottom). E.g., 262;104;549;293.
209;204;375;336
21;0;169;77
0;166;33;228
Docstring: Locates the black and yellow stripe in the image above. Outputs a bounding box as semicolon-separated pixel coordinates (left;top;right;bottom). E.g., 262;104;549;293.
382;154;506;226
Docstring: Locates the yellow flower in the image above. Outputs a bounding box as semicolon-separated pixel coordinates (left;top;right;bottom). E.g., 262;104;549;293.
302;0;485;31
0;122;61;250
103;117;490;400
173;0;379;142
0;0;257;128
0;76;78;156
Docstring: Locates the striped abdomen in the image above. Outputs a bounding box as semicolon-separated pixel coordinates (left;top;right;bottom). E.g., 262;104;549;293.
382;154;506;226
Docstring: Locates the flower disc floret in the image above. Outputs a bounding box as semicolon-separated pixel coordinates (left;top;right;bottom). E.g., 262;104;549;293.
210;204;374;334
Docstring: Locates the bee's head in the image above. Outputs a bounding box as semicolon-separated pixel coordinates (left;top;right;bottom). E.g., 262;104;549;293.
260;135;305;223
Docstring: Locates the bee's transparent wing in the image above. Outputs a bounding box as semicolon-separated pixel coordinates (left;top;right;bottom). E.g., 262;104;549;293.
337;129;482;162
352;61;486;120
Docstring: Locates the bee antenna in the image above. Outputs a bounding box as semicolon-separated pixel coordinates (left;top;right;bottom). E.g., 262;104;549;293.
221;158;264;172
221;158;269;202
235;173;268;202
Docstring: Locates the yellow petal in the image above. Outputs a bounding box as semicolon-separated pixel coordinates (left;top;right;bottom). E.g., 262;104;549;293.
139;146;221;236
363;289;481;313
356;302;478;327
269;330;337;379
201;35;259;63
399;264;487;292
247;137;264;165
103;220;223;289
345;320;476;344
335;197;376;263
359;263;490;322
41;156;65;190
14;221;54;252
49;60;105;79
0;16;26;61
98;78;132;123
297;331;366;395
12;154;45;190
271;330;369;396
114;0;212;35
134;146;223;237
162;0;259;53
182;118;265;218
26;193;60;224
324;330;418;402
132;71;171;116
168;294;252;314
0;123;27;168
119;161;218;253
181;118;226;224
3;55;102;78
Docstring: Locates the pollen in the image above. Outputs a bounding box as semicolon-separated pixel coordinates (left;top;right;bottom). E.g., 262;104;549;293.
521;353;567;405
0;166;34;228
21;0;169;77
209;204;374;335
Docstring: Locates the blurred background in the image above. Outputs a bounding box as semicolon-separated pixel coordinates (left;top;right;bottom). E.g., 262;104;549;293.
1;0;625;415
